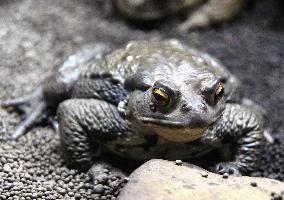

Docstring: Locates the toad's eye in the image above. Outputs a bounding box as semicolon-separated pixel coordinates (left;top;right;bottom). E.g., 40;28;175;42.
214;83;224;103
152;88;170;106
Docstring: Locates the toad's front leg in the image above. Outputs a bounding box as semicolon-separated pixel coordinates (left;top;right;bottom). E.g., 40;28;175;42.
57;99;129;171
1;43;111;139
201;103;264;175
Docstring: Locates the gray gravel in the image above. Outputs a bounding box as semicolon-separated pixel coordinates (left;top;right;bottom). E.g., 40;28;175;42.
0;0;283;199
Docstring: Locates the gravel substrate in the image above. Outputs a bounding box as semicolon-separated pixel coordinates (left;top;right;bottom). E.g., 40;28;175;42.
0;0;283;199
0;114;126;199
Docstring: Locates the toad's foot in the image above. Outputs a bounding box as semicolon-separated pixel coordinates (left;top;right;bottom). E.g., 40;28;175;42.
88;161;128;193
1;88;49;139
88;160;127;180
178;0;245;32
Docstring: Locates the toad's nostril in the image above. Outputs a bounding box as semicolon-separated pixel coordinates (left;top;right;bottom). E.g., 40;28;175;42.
181;103;191;111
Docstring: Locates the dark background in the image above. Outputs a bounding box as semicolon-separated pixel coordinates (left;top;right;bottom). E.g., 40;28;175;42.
0;0;283;199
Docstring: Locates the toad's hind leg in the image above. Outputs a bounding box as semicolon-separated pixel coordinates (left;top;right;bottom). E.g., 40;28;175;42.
1;43;111;139
178;0;245;31
57;99;129;171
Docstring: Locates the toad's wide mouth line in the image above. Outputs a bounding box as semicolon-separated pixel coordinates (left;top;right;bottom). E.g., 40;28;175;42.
137;117;208;128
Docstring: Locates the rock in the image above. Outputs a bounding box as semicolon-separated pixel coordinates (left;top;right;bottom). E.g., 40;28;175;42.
118;159;284;200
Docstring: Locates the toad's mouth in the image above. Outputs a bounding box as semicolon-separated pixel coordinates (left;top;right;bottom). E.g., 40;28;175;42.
137;117;210;142
139;117;186;127
138;117;208;128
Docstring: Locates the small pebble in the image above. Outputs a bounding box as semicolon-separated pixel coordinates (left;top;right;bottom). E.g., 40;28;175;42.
222;173;229;179
201;172;208;178
250;182;257;187
175;160;183;166
272;192;276;196
271;194;283;200
3;164;12;172
271;191;284;200
123;177;130;183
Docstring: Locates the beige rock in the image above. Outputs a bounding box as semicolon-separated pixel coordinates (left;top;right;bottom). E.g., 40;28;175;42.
118;159;284;200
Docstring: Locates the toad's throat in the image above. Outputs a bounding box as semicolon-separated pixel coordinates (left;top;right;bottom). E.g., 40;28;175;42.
139;117;207;142
151;125;206;142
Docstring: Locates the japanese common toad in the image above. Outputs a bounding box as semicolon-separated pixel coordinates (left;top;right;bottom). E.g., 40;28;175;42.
2;39;264;175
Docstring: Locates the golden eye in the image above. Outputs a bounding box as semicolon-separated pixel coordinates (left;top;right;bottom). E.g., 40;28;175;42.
152;88;170;106
214;83;224;103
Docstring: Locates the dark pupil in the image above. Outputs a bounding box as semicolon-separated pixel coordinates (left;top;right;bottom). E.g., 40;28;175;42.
154;92;166;102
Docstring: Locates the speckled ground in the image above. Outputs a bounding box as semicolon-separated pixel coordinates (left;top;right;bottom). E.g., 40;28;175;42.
0;0;283;199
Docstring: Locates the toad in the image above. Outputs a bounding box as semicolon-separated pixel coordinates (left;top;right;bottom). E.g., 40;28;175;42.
2;39;264;175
